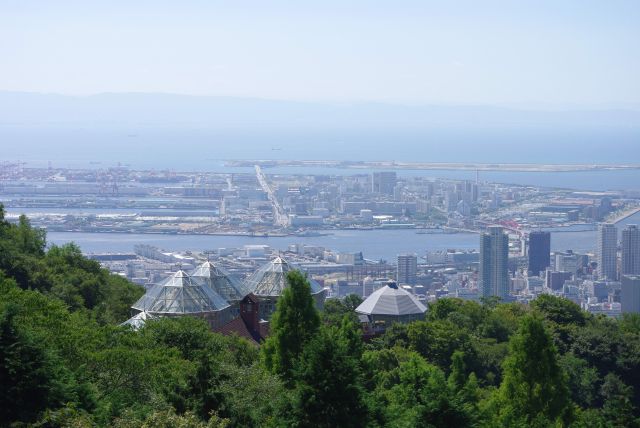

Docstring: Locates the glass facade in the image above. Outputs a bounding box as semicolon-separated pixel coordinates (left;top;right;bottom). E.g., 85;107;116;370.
132;270;231;315
244;257;324;297
192;261;251;302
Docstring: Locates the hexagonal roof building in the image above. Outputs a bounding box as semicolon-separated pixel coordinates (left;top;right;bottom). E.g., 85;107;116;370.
132;270;230;315
245;256;324;297
191;261;250;302
356;281;427;318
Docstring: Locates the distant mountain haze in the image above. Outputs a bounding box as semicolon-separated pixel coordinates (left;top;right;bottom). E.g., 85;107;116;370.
1;91;638;129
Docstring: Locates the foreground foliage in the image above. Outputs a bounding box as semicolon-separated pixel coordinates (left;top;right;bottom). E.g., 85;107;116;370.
2;205;640;427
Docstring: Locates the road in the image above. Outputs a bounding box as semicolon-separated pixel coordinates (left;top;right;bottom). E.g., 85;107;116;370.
254;165;290;228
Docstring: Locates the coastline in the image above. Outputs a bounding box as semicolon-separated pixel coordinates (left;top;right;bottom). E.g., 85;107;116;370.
611;206;640;224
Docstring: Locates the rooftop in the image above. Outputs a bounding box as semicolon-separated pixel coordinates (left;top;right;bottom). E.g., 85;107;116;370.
244;256;324;297
356;282;427;316
132;270;231;315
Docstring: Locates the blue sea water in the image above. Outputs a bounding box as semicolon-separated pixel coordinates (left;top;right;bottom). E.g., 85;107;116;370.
41;210;640;262
2;126;640;190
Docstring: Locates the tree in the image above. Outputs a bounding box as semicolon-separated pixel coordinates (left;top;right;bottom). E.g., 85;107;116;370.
427;298;484;328
0;303;78;425
620;313;640;335
494;315;572;426
112;408;229;428
382;352;477;427
531;294;587;326
448;351;467;392
262;270;320;383
558;353;599;408
600;373;640;428
343;294;363;311
15;215;46;255
339;314;364;358
286;325;368;428
406;319;477;372
322;294;362;325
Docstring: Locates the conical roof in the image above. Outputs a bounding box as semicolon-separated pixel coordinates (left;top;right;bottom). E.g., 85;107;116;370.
245;256;324;297
191;261;250;302
356;282;427;316
121;310;155;330
132;270;230;314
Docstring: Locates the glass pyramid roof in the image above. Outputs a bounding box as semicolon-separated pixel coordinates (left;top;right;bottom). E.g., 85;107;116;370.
132;270;231;314
121;310;155;330
191;261;250;302
244;256;324;297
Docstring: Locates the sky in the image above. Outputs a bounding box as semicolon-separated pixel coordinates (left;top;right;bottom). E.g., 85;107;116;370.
1;0;639;109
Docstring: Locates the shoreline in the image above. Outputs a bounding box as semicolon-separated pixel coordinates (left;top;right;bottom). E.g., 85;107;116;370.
611;206;640;224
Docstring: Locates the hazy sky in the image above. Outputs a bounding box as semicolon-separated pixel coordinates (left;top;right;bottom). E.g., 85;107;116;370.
1;0;639;108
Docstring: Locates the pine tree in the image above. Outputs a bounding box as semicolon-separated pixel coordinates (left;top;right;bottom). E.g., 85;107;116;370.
261;270;320;383
287;326;368;428
495;315;572;426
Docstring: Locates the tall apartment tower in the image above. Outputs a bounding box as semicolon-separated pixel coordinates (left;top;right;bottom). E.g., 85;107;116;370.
528;231;551;276
397;254;418;285
479;226;509;299
622;225;640;275
621;275;640;313
597;223;618;280
372;172;397;195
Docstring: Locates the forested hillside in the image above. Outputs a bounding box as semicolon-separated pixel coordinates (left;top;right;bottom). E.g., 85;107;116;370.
2;205;640;427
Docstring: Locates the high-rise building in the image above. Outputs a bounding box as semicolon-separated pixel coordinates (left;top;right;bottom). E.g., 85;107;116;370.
621;275;640;313
372;172;397;195
528;231;550;276
445;191;459;212
599;197;613;220
597;223;618;280
553;250;587;276
545;270;573;291
479;226;509;299
397;254;418;285
622;225;640;275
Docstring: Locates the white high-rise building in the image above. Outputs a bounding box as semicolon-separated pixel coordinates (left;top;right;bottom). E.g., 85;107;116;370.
479;226;509;299
597;223;618;280
622;225;640;275
397;254;418;285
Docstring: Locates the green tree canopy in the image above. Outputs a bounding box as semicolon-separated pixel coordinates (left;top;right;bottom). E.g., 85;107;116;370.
494;314;572;426
287;325;368;428
261;270;320;383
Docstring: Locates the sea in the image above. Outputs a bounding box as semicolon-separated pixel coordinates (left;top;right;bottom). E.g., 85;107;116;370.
32;210;639;262
2;126;640;191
